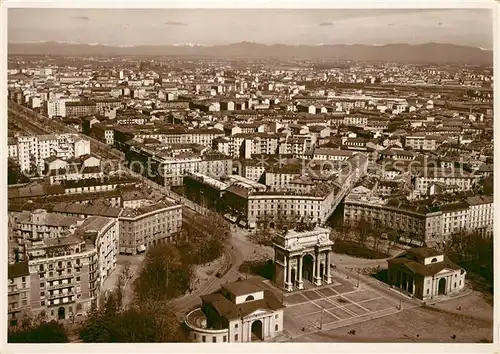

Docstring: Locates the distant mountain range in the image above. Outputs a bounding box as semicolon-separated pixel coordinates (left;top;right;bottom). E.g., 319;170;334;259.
8;41;493;64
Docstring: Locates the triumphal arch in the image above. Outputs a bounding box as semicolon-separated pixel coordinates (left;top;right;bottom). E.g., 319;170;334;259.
273;225;334;291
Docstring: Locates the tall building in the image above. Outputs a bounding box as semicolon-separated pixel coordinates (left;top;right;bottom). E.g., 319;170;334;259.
118;201;182;255
15;134;91;172
7;214;119;325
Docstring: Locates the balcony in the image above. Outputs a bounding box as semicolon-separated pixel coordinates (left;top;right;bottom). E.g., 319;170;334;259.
47;289;75;300
47;272;73;281
47;281;73;290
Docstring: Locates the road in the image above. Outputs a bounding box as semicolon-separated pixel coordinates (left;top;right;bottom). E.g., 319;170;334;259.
8;100;124;161
172;236;246;315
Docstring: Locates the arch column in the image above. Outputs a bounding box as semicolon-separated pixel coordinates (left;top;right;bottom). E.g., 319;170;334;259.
297;255;304;290
314;252;322;286
285;255;293;292
325;251;332;284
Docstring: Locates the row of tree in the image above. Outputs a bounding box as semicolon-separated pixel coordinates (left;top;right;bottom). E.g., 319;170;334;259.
445;230;493;284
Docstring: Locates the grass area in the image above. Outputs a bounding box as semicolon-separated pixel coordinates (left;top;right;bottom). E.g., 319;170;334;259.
333;240;389;260
238;259;274;280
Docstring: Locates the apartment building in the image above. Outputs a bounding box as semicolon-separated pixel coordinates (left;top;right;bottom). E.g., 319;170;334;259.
46;97;80;118
404;135;445;151
213;133;282;159
8;137;18;159
278;136;313;158
65;101;98;118
15;215;118;323
16;134;91;172
313;148;354;161
343;116;369;127
13;209;82;241
118;201;183;255
8;262;30;326
344;193;494;244
91;123;115;145
440;202;469;237
152;127;225;147
74;216;119;284
127;146;232;186
94;98;122;115
466;195;494;236
413;167;478;195
61;175;138;195
225;153;368;228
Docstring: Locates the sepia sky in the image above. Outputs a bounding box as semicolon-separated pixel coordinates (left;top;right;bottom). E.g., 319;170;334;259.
8;8;494;49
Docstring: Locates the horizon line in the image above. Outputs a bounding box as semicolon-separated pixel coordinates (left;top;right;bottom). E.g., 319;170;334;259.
7;40;493;51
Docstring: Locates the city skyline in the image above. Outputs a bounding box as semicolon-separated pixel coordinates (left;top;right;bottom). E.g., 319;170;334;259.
8;8;494;49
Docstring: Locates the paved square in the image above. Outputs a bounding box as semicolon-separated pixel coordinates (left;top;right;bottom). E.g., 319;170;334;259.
359;298;394;312
314;299;337;310
287;293;308;305
303;290;322;301
344;289;380;302
328;306;353;320
344;303;369;316
317;287;336;297
283;274;398;336
288;302;319;317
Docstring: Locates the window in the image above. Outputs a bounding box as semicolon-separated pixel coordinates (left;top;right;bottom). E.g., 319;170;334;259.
40;291;45;297
212;337;217;343
40;282;45;288
427;289;430;295
454;282;456;288
245;295;255;302
193;333;197;340
223;335;227;342
202;335;206;342
41;300;45;306
234;334;238;341
275;324;279;331
275;314;279;319
235;323;238;329
22;277;26;282
39;265;44;272
431;258;438;263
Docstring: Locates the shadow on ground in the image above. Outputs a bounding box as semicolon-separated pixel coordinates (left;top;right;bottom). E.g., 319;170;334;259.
238;259;274;280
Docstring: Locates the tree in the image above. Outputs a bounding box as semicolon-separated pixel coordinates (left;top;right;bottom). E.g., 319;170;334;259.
133;243;193;303
9;317;68;343
177;211;230;265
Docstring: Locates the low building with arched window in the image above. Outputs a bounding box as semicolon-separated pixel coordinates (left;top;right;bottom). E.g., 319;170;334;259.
184;276;284;343
387;247;466;301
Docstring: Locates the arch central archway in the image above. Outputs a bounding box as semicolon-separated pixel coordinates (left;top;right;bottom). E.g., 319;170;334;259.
251;320;263;341
438;278;446;295
302;254;314;282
